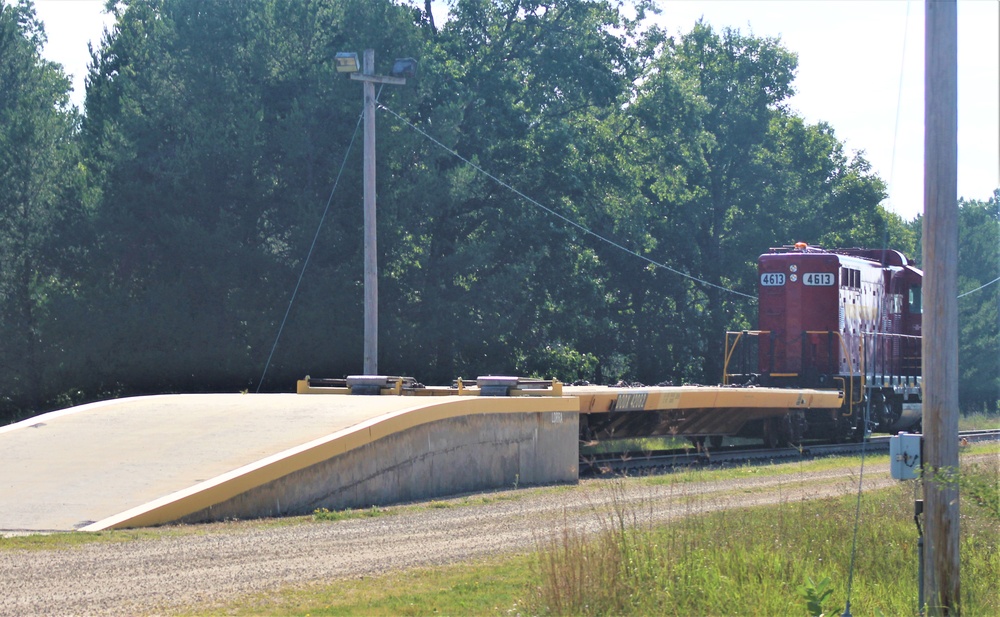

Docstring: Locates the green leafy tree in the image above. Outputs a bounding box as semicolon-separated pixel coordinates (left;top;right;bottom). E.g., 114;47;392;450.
0;0;85;417
909;193;999;411
630;22;891;383
956;192;1000;411
17;0;914;410
374;0;650;383
80;0;432;393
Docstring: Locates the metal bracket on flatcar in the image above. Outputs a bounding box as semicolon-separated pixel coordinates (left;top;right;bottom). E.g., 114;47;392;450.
345;375;417;395
474;376;563;397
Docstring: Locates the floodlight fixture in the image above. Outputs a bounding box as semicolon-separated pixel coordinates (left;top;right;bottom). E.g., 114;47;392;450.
335;52;360;73
390;57;417;79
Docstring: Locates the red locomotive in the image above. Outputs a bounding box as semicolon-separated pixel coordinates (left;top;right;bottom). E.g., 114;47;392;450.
726;243;923;442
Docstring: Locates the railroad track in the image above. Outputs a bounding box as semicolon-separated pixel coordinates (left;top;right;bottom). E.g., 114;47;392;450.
580;429;1000;476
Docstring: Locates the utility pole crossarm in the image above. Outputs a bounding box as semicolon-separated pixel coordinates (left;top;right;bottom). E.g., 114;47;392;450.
350;73;407;86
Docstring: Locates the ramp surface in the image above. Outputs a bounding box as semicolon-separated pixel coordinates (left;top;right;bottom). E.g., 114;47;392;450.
0;394;459;532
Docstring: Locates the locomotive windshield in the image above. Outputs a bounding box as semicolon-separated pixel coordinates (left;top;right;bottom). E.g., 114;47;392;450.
909;286;922;314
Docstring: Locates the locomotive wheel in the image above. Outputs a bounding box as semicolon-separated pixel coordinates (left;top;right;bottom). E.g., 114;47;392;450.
868;390;885;427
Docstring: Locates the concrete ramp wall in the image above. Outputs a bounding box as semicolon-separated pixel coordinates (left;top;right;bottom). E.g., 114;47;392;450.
177;410;577;524
77;396;578;530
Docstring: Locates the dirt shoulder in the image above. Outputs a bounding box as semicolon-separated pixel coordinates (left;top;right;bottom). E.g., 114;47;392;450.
0;459;905;617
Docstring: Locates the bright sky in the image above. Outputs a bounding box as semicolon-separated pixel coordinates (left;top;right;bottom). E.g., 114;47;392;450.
31;0;1000;222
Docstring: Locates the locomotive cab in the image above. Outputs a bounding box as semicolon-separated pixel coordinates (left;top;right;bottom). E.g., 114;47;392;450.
757;247;841;387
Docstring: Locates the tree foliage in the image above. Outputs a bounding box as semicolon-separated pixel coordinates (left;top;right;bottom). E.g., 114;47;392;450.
3;0;992;421
0;0;85;414
955;192;1000;411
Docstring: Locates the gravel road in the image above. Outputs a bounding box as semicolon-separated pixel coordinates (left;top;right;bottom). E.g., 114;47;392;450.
1;462;897;616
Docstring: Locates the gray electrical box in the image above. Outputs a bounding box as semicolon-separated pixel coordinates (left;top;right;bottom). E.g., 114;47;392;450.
890;432;922;480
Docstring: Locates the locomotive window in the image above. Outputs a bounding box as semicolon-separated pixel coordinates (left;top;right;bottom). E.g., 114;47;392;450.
840;267;861;290
909;286;922;314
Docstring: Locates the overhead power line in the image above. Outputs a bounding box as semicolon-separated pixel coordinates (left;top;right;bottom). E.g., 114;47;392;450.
255;97;371;392
958;275;1000;298
378;102;756;301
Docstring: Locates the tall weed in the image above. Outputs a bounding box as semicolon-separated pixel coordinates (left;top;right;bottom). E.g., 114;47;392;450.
528;464;1000;616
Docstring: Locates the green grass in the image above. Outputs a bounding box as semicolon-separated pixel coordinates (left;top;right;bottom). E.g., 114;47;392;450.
529;483;999;616
179;557;536;616
960;410;1000;431
580;435;695;455
5;446;997;616
312;505;395;522
0;526;206;551
528;455;999;617
640;452;889;486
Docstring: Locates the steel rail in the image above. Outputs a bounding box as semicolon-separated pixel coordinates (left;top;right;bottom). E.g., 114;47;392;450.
580;429;1000;476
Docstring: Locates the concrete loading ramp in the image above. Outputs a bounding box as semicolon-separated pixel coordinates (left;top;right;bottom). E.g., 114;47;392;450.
0;394;578;532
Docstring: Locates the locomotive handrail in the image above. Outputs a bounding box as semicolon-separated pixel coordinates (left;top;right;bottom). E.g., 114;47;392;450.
832;376;850;416
861;331;922;382
723;330;770;385
724;329;888;422
725;329;863;416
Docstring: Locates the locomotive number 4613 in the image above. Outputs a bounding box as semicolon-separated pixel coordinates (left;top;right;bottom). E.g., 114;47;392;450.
803;272;835;286
760;272;785;286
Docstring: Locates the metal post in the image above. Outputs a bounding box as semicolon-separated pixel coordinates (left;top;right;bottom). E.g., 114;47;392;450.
919;533;926;614
922;1;960;614
915;498;926;615
363;48;378;376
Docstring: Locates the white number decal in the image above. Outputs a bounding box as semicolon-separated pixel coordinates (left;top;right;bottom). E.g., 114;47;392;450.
760;273;785;286
803;272;834;286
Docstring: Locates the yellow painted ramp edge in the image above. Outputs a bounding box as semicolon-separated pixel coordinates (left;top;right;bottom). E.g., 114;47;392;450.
81;396;576;531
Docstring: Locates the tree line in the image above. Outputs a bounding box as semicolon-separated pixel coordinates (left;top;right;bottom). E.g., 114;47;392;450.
1;0;996;422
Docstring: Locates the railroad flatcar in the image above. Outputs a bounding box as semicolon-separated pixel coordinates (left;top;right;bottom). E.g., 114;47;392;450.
726;243;923;443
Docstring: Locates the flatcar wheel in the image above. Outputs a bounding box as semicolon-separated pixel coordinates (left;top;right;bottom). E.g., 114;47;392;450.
882;395;902;429
788;410;806;444
852;417;867;442
834;415;856;443
763;417;789;448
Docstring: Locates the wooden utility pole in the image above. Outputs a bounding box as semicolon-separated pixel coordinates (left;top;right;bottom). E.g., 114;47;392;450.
351;49;406;375
922;0;960;614
362;48;378;376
